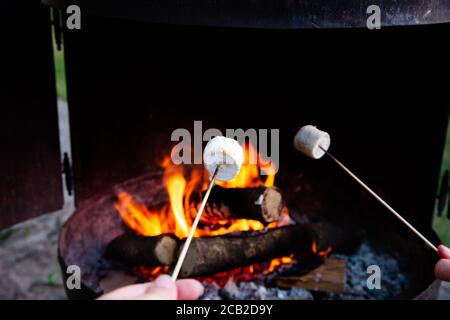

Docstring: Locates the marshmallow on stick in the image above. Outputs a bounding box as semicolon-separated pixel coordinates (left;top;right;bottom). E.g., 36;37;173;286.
294;125;330;159
203;136;244;181
293;125;438;253
171;136;244;280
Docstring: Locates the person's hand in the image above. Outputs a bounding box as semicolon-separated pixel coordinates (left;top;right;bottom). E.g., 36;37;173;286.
435;245;450;282
97;274;204;300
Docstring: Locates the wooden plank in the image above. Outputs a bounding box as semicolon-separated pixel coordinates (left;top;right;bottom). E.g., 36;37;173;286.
276;258;346;293
0;1;63;228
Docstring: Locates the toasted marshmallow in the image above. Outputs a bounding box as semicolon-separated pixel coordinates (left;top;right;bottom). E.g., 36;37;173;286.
203;136;244;181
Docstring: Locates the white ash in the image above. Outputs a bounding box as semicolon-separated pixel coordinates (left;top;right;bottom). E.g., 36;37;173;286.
200;241;407;300
200;278;313;300
326;241;407;300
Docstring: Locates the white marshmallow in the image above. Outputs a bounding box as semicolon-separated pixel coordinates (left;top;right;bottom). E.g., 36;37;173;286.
203;136;244;181
294;125;330;159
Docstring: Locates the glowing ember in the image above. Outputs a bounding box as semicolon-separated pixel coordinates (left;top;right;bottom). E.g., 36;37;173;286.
267;256;295;274
312;240;333;257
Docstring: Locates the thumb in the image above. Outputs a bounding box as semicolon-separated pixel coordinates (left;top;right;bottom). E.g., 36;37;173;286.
139;275;178;300
438;245;450;259
435;259;450;282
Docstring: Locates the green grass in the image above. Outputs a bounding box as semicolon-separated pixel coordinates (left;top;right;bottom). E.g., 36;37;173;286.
0;229;13;245
433;118;450;246
52;31;67;100
45;269;60;287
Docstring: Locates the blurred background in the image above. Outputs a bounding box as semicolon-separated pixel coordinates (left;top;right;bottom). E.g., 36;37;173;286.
434;122;450;245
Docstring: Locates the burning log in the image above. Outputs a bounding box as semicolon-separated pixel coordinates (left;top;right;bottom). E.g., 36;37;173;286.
105;233;179;267
177;224;315;278
203;186;284;224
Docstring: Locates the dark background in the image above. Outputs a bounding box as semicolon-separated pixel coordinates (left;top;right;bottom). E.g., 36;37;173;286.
64;16;449;233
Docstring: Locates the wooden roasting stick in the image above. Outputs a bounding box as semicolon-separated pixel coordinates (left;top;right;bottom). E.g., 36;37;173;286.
171;166;219;281
171;136;245;281
322;148;438;253
294;125;438;253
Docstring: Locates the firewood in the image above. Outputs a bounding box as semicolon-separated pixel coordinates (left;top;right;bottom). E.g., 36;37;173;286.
275;258;346;293
176;225;315;278
105;233;179;267
202;186;284;224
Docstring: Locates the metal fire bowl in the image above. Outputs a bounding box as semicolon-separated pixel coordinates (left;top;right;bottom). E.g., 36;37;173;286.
58;172;441;300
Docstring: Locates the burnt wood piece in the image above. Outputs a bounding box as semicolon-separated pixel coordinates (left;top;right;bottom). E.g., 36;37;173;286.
177;225;315;278
106;233;179;267
275;258;346;293
203;186;284;224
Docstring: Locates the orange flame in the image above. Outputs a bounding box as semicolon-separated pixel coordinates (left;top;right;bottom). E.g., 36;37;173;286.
115;143;294;279
267;255;295;274
216;143;276;189
312;240;333;257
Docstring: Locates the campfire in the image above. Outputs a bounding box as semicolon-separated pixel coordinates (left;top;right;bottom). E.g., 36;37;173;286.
114;144;281;239
57;120;442;300
108;143;329;285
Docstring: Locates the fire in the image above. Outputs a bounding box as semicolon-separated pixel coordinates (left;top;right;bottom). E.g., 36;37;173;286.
267;256;295;274
115;142;295;280
216;143;276;189
164;169;189;238
312;240;333;257
116;143;281;239
115;193;165;237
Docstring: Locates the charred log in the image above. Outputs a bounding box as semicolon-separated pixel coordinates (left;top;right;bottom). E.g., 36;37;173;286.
106;233;179;267
177;224;315;278
203;186;284;224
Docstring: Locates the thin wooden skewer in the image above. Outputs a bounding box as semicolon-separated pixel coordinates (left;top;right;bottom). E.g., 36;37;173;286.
319;146;438;253
171;166;219;281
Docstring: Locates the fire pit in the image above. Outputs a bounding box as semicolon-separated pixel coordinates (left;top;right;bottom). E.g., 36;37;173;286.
58;144;440;300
